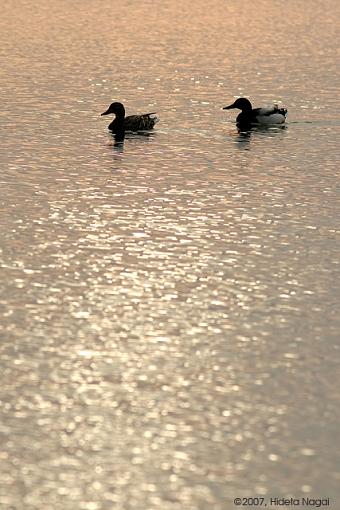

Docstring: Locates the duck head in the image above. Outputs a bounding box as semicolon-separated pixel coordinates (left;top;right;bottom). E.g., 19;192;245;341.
101;102;126;118
223;98;252;112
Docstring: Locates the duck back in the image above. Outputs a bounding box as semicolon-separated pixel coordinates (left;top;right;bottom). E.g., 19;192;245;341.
253;105;287;125
124;113;159;131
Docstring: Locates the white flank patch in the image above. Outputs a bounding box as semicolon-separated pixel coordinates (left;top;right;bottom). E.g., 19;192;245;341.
258;113;286;125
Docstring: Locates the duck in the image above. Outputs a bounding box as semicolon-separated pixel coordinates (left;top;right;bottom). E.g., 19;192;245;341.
223;98;287;128
101;102;159;133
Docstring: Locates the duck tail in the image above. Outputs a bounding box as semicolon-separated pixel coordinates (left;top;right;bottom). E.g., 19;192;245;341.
149;113;160;124
273;104;288;117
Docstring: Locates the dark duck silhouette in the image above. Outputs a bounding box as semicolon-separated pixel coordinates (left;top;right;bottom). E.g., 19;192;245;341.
223;98;287;129
101;102;159;133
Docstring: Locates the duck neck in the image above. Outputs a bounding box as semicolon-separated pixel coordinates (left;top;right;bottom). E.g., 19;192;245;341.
109;114;125;133
115;104;126;121
116;110;125;120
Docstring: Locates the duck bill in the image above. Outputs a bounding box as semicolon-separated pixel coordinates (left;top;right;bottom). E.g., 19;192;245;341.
223;103;235;110
101;109;110;116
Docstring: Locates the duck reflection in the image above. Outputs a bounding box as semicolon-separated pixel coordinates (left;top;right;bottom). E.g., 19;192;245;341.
234;124;287;149
113;130;125;145
108;129;156;155
235;130;252;148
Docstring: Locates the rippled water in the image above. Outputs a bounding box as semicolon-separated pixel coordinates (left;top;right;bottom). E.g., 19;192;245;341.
1;1;340;508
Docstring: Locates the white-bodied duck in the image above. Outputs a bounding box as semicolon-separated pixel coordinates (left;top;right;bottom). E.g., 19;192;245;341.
223;98;287;128
101;102;159;133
